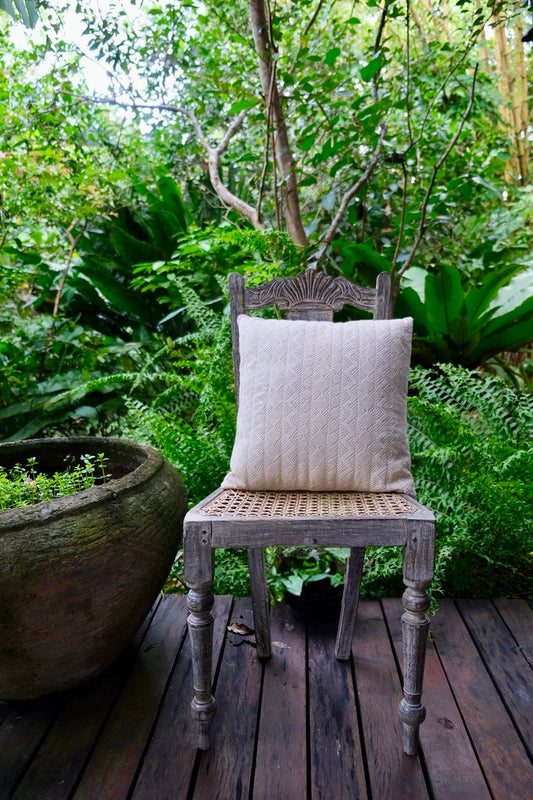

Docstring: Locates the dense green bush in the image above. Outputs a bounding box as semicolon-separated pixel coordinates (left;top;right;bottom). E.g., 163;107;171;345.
406;364;532;597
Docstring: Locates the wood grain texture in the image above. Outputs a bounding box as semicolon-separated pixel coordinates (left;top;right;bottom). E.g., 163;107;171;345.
308;613;367;800
495;597;533;668
429;599;532;800
1;596;531;799
72;594;189;800
252;603;307;800
192;598;262;800
130;596;232;800
11;604;158;800
456;599;533;758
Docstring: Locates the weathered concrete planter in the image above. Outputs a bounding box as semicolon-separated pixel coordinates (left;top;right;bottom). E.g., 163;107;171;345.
0;436;187;700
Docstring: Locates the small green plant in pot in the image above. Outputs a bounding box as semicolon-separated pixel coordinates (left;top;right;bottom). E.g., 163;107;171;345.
0;453;110;511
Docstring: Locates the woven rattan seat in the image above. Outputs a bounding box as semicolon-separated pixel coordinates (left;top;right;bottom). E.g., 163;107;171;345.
183;269;435;757
202;489;417;518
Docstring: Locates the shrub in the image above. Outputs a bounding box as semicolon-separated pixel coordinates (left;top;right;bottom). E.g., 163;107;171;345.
405;364;532;597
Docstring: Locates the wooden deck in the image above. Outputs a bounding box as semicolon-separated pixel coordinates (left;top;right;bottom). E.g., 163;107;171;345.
1;595;531;800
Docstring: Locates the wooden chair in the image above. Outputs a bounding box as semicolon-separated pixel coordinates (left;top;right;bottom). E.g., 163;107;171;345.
184;269;435;756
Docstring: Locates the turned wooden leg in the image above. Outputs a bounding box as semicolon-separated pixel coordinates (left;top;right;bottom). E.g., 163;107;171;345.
248;548;271;659
184;520;216;750
398;585;430;755
187;586;217;750
399;521;435;755
335;546;365;660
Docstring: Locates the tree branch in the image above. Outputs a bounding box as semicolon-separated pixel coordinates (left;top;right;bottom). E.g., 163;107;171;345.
395;65;478;285
53;219;84;316
312;122;388;267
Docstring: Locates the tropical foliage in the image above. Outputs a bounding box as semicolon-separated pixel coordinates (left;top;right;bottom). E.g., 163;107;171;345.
0;1;532;599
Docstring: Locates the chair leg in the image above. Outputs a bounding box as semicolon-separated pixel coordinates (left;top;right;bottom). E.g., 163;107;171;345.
399;521;434;755
247;547;271;659
184;521;217;750
335;546;365;660
187;585;217;750
398;585;430;756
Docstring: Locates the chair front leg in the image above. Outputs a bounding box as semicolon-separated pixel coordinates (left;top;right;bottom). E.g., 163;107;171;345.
398;585;430;755
399;522;435;755
187;585;217;750
184;521;216;750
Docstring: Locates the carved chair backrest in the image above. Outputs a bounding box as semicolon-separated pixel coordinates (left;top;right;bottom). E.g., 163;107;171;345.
228;269;392;406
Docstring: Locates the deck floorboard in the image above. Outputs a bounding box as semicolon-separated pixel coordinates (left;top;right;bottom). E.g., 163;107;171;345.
1;596;531;800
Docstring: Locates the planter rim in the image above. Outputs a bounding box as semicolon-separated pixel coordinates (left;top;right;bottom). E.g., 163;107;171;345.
0;436;166;532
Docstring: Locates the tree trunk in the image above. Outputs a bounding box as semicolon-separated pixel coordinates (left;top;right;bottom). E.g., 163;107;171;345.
249;0;309;247
492;14;529;185
513;16;529;184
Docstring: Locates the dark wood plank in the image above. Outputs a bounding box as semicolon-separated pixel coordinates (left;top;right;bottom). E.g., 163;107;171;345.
308;613;368;800
11;602;159;800
353;601;428;800
457;599;533;758
192;597;263;800
130;595;233;800
0;694;65;799
382;598;492;800
252;602;307;800
495;598;533;669
71;593;189;800
429;599;532;800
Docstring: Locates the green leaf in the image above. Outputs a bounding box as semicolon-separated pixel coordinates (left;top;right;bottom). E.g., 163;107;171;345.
325;47;341;67
360;55;382;82
281;574;305;596
228;97;258;114
0;0;38;28
424;265;464;338
300;133;316;152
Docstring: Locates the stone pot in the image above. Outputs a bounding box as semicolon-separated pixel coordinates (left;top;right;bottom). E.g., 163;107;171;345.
0;436;187;700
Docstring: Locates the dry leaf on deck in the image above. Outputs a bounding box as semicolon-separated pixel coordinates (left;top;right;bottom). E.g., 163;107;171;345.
227;621;255;636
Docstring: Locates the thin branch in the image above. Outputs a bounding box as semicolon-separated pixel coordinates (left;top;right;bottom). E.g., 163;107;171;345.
201;0;253;48
53;219;84;316
256;59;277;223
371;2;389;102
391;161;408;271
303;0;327;39
406;36;479;156
396;65;478;283
312;122;388;267
405;0;414;146
288;0;327;76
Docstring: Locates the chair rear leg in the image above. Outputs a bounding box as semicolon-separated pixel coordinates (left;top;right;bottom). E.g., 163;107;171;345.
335;546;365;660
247;547;272;659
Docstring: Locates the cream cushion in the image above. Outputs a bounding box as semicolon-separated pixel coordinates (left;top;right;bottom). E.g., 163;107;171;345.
222;315;415;496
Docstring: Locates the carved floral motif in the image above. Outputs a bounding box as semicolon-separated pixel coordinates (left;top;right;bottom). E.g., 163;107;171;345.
244;269;377;311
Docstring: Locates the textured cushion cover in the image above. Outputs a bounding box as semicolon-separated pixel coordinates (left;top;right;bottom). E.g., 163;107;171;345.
222;315;415;496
